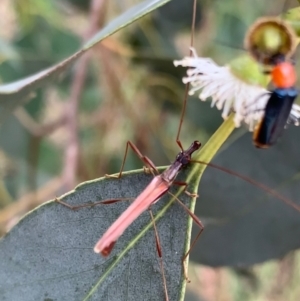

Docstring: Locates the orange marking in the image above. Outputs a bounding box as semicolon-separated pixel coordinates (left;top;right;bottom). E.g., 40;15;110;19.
271;62;297;88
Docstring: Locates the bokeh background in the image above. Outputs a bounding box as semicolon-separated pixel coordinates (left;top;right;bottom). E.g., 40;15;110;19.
1;0;300;300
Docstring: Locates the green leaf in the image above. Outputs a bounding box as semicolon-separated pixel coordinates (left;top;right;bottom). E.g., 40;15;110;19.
0;117;235;301
0;0;171;122
0;171;192;301
191;125;300;267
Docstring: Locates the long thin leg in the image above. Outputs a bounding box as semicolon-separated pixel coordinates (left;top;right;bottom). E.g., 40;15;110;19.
105;141;159;179
148;209;169;301
192;160;300;213
173;181;198;198
174;1;202;280
57;142;160;211
176;0;197;151
178;199;204;282
55;197;133;210
167;191;204;282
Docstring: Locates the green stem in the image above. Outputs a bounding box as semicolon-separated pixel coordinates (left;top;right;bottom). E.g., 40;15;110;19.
177;113;235;301
187;113;235;187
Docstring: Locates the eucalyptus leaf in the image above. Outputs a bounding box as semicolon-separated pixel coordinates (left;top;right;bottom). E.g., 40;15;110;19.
191;126;300;267
0;170;195;301
0;0;171;120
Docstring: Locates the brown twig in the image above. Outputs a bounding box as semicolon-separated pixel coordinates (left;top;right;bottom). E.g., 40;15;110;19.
62;0;108;190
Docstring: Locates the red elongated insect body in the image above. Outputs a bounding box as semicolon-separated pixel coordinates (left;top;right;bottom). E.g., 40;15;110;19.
94;141;201;256
94;177;169;255
253;59;298;148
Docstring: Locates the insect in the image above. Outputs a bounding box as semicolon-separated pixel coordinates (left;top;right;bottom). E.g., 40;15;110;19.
175;12;300;149
56;140;205;301
94;140;202;256
253;57;298;148
244;14;299;148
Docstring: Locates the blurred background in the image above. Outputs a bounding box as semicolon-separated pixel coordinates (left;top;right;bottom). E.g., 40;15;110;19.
1;0;300;300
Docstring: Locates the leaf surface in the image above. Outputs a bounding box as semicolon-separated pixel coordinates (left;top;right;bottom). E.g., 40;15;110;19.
192;126;300;266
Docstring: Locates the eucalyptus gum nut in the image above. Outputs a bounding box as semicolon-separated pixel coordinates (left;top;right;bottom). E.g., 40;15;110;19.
229;55;269;87
244;17;297;65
